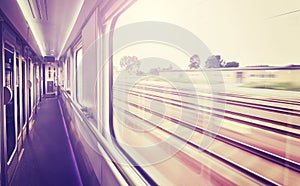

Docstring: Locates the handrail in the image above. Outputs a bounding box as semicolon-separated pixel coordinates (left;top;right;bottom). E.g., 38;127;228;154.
59;88;149;186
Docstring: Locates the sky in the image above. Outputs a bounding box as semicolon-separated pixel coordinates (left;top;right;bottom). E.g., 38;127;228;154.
114;0;300;68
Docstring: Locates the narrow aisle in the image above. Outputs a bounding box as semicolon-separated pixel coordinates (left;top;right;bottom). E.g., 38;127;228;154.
11;98;82;186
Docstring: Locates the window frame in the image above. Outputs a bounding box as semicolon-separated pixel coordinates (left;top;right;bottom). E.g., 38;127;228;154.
74;44;83;105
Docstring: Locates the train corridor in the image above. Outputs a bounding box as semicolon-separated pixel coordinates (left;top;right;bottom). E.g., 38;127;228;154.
11;97;82;186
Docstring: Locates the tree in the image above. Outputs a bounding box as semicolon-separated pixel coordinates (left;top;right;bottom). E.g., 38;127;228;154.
205;55;224;68
119;56;141;74
189;54;200;69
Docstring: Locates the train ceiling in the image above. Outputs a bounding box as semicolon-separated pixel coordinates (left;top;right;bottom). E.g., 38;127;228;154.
0;0;135;60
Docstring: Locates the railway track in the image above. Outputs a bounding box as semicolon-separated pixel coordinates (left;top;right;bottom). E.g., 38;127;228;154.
113;97;300;185
114;86;300;136
111;81;300;185
123;81;300;107
116;82;300;117
114;85;300;161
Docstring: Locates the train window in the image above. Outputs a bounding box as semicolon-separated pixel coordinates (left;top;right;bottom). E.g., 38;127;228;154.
67;57;71;89
76;10;99;122
32;64;35;111
35;65;40;104
111;1;217;184
75;48;83;104
33;65;36;109
110;0;300;185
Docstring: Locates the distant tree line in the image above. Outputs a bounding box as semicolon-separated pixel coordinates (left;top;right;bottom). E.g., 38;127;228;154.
119;56;174;75
188;54;239;69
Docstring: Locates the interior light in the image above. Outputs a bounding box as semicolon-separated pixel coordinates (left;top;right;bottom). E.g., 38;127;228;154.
58;0;84;57
16;0;46;56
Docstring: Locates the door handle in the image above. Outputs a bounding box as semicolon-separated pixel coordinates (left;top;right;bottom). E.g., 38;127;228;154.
4;86;13;105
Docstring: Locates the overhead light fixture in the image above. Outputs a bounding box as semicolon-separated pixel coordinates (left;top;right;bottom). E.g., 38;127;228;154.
16;0;46;56
58;0;84;57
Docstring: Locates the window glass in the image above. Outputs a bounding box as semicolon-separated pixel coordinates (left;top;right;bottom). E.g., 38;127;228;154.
67;58;71;89
112;0;300;185
76;48;83;104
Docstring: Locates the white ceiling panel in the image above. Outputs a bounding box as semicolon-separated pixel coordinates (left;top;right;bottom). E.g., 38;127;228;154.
16;0;84;58
0;0;135;59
